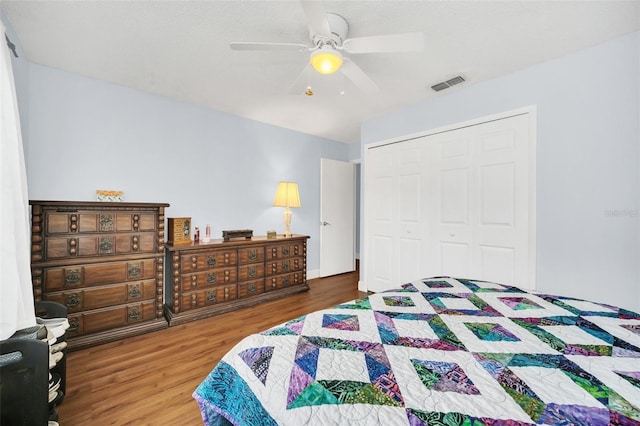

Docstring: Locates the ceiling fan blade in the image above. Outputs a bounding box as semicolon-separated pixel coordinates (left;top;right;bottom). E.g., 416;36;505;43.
343;32;424;54
300;0;331;38
230;42;309;51
341;59;379;95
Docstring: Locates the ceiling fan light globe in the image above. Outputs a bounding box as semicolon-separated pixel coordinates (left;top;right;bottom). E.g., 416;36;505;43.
310;49;343;75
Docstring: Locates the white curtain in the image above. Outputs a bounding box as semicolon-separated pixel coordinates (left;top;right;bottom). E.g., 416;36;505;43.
0;22;35;340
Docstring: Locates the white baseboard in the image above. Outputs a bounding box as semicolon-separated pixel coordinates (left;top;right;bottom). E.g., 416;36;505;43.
307;269;320;280
358;280;368;292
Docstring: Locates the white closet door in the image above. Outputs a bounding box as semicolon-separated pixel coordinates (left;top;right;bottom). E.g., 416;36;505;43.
364;111;534;293
366;143;396;291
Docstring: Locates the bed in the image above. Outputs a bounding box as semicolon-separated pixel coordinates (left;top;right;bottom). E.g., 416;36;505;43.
193;277;640;425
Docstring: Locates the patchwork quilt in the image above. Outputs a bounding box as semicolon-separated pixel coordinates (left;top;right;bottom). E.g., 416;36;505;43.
193;277;640;425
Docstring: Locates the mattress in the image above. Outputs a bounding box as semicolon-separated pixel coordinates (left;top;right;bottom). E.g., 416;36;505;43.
193;277;640;425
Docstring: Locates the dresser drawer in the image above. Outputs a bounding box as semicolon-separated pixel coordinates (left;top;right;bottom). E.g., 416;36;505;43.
265;272;306;291
180;285;237;311
266;242;305;259
66;300;156;337
237;280;265;299
265;257;304;276
238;263;264;281
45;232;157;260
238;247;265;265
43;258;157;291
180;250;237;272
44;279;156;313
46;211;157;235
180;268;237;291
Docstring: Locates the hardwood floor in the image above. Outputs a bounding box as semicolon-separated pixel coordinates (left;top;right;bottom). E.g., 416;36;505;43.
57;271;366;425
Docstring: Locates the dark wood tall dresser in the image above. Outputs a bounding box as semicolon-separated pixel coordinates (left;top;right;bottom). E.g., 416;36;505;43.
29;200;169;350
164;235;309;326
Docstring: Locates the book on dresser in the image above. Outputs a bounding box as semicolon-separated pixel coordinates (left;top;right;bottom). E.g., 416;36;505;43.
29;200;170;350
164;235;309;326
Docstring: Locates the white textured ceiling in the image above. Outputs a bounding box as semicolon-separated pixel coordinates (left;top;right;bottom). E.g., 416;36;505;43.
1;1;639;143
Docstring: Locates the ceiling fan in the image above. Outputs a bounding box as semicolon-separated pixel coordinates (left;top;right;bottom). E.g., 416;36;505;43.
229;0;424;96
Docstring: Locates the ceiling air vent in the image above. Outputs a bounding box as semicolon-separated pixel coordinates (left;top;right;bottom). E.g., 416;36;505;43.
431;75;465;92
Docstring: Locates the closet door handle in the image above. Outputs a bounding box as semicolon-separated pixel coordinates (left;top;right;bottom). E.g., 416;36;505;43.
321;221;331;226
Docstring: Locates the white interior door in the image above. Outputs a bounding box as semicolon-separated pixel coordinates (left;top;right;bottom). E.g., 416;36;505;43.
320;158;355;277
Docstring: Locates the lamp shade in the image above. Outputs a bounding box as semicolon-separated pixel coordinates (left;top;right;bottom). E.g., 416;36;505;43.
310;46;343;75
273;182;301;208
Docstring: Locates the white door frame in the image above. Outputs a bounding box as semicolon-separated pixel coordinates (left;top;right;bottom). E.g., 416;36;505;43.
361;106;537;292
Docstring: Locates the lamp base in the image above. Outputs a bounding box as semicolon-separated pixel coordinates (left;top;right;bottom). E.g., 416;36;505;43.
282;207;293;238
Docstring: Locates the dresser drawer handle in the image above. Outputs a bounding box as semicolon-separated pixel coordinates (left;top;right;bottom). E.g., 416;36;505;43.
248;250;257;261
282;277;290;286
65;294;80;308
64;269;80;286
128;262;141;279
99;214;114;232
206;291;217;303
248;266;257;278
207;273;216;285
282;247;290;256
248;283;257;294
128;306;141;321
68;318;80;332
207;256;217;267
128;283;141;299
99;236;114;255
282;261;290;272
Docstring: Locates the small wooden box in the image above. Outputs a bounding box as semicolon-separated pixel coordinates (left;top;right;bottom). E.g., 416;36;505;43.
167;217;192;245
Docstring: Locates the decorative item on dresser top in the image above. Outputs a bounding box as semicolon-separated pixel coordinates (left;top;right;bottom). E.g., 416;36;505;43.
164;235;309;326
29;200;170;350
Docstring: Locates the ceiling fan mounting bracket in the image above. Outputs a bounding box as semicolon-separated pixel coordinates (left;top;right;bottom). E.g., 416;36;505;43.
310;12;349;48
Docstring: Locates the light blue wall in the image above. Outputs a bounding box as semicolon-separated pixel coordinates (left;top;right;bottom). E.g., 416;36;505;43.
361;31;640;311
22;64;349;275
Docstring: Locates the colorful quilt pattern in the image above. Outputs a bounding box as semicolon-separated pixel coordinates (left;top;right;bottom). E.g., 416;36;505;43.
193;277;640;425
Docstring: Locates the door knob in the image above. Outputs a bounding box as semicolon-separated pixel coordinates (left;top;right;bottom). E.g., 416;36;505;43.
321;221;331;226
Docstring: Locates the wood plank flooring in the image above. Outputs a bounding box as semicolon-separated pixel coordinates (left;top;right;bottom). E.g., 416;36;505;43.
57;271;365;425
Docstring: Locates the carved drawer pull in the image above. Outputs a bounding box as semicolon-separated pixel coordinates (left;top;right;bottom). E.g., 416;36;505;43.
282;247;290;256
99;214;114;232
128;283;141;299
64;269;81;286
68;318;80;332
248;266;257;278
282;277;290;286
99;236;114;255
282;261;290;272
128;262;141;279
65;294;80;308
248;250;257;261
207;256;217;267
248;283;257;294
207;273;216;285
207;290;217;303
128;306;141;321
